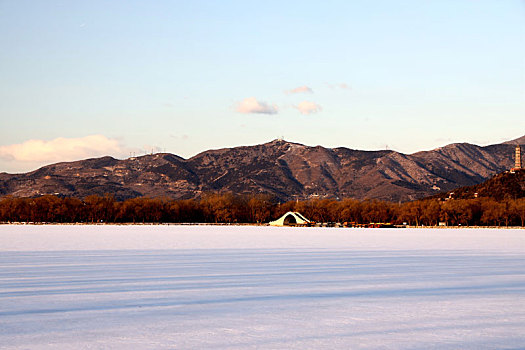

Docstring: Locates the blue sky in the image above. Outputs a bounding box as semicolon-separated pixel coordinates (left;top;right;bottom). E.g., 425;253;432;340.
1;0;524;173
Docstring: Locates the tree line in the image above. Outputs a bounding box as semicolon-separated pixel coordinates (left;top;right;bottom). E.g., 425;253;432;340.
0;193;524;226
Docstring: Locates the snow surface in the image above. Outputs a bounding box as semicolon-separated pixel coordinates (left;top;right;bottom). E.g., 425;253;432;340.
0;225;524;349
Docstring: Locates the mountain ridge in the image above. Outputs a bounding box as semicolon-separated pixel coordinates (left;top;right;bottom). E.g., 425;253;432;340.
0;137;523;202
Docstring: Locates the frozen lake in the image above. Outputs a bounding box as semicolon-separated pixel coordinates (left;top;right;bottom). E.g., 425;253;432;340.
1;225;524;349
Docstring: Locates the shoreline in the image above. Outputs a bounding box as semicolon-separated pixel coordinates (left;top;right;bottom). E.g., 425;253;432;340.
1;222;523;229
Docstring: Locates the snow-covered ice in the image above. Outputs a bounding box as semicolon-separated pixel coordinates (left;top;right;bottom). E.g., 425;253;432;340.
0;225;524;349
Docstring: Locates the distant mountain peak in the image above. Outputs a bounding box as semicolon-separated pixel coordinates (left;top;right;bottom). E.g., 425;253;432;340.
265;139;305;147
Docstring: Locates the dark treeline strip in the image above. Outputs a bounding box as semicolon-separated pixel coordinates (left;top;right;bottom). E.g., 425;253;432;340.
0;193;524;226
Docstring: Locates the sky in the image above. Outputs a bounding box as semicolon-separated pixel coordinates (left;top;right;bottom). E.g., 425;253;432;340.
0;0;524;173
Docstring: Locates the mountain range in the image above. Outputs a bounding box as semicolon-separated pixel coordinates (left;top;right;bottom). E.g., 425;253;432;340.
1;135;524;202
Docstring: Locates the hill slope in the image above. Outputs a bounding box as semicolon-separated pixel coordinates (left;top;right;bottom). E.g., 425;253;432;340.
0;138;522;202
432;169;525;201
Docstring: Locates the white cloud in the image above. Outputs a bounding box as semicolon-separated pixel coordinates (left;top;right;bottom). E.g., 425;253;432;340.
0;135;126;163
327;83;351;90
295;101;322;115
169;134;189;140
285;86;313;94
236;97;278;115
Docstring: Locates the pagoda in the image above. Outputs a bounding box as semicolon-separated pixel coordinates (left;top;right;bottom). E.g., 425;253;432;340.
511;144;522;172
